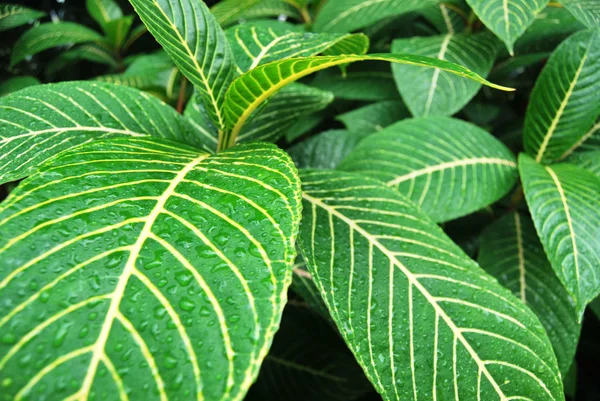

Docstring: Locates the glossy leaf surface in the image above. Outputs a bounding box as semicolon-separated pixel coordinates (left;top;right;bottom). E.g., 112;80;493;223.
298;169;563;401
0;82;200;185
479;212;581;375
520;153;600;318
338;117;518;222
0;138;301;401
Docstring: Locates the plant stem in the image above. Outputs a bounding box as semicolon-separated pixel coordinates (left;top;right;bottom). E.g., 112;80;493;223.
176;76;188;114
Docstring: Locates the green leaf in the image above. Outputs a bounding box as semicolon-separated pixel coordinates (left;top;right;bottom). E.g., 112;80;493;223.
0;4;45;32
227;22;369;73
86;0;123;30
104;15;134;49
0;76;41;97
523;28;600;163
10;22;105;68
288;129;371;169
466;0;549;54
338;117;518;222
313;0;441;33
519;153;600;319
337;101;410;133
212;0;301;26
289;257;331;319
421;1;469;34
129;0;235;133
0;82;201;185
560;0;600;27
478;212;581;376
310;63;399;101
186;83;334;152
392;33;500;117
223;53;514;149
298;169;563;401
245;303;370;401
46;44;118;78
564;151;600;177
0;137;301;400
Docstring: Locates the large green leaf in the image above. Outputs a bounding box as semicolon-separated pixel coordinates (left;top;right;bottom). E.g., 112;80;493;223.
392;33;499;117
186;83;334;152
479;212;581;376
227;22;369;73
466;0;549;54
0;4;45;32
421;1;469;34
129;0;235;133
245;303;370;401
0;82;200;185
46;44;118;78
223;53;513;149
336;100;410;133
338;117;518;222
519;153;600;319
298;169;563;400
10;22;105;68
560;0;600;27
0;138;301;401
524;28;600;163
86;0;123;31
288;129;372;170
212;0;300;26
565;151;600;177
313;0;440;33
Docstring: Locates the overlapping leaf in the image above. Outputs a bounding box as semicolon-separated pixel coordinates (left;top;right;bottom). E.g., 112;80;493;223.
212;0;300;27
128;0;235;132
86;0;123;31
0;138;302;401
524;28;600;163
10;22;104;67
560;0;600;27
392;33;499;116
313;0;440;33
227;22;369;73
338;117;518;222
466;0;549;53
223;53;513;149
0;82;200;185
0;4;45;32
298;169;563;400
186;83;334;152
0;77;40;97
565;151;600;176
479;212;581;375
520;154;600;318
421;1;468;34
336;101;410;133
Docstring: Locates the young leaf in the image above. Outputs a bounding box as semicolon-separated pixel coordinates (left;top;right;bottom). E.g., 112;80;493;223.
223;53;514;149
0;138;301;401
338;117;518;222
186;83;334;152
0;4;45;32
86;0;123;31
313;0;440;33
336;100;410;133
10;22;105;68
465;0;549;54
128;0;235;133
0;82;201;185
560;0;600;28
298;169;563;401
479;212;581;376
227;22;369;73
288;130;372;169
564;151;600;177
524;28;600;163
104;15;134;49
392;33;499;117
519;153;600;319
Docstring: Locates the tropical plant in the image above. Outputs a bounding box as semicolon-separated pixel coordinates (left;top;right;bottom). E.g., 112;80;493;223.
0;0;599;400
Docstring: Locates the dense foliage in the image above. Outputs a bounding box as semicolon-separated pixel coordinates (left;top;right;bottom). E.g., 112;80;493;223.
1;0;599;400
